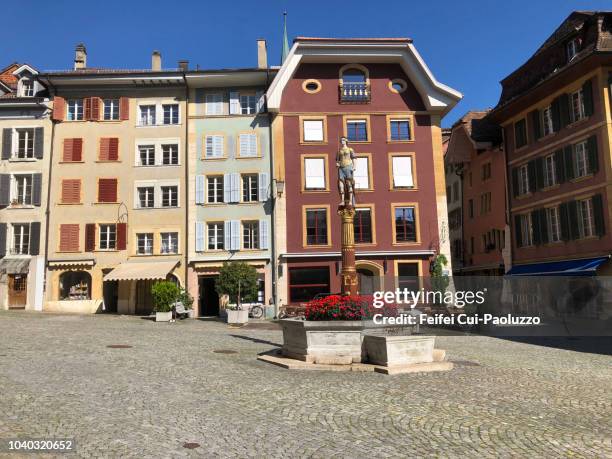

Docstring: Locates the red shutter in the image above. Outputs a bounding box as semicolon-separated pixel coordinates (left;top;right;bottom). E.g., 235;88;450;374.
91;97;101;120
85;223;96;252
84;97;92;120
117;222;127;250
61;179;81;204
59;224;80;252
99;138;109;161
52;96;65;121
119;97;129;120
108;138;119;160
63;138;83;162
98;178;118;203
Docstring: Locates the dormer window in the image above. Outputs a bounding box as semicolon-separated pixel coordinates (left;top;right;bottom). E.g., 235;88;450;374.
566;38;580;62
20;79;34;97
339;65;370;104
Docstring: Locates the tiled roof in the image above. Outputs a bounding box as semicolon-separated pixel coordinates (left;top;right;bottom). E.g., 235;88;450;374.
452;110;502;144
294;37;412;43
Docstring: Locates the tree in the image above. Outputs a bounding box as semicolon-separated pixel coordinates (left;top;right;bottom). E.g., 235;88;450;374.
430;254;450;306
151;281;180;312
215;262;258;308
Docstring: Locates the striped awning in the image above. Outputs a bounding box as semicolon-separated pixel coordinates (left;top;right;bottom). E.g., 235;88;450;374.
0;258;30;274
103;260;179;282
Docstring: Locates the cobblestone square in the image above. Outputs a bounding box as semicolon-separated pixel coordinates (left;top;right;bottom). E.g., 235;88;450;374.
0;311;611;457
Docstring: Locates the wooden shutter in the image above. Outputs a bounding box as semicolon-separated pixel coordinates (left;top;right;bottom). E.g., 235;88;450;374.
85;223;96;252
52;96;66;121
514;215;522;248
195;221;205;252
195;175;205;204
119;97;129;120
0;174;9;206
582;78;593;117
99;138;119;161
34;127;44;159
91;97;101;120
527;160;537;192
563;145;574;181
554;150;565;183
568;200;579;240
559;93;570;128
531;210;541;246
551;97;561;132
0;223;6;258
593;194;605;236
116;223;127;250
63;138;83;162
535;157;544;190
84;97;92;120
587;135;599;174
2;128;12;160
559;202;570;241
61;179;81;204
98;178;118;203
530;109;541;141
59;224;79;252
511;168;519;197
539;208;549;245
32;173;42;207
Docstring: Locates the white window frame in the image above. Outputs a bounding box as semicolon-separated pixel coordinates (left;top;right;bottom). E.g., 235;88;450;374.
304;157;326;190
66;99;83;121
11;223;30;255
242;221;259;250
518;164;529;195
138;104;156;126
574;141;588;178
207;222;224;250
161;185;179;208
12;174;33;205
135;139;181;166
570;89;585;123
547;207;561;243
161;144;179;165
567;38;579;61
346;119;368;142
20;79;34;97
136;233;154;255
541;106;553;136
136;186;155;209
133;180;179;209
303;120;324;142
543;154;556;187
162;103;180;125
103;99;120;121
137;144;156;166
137;101;181;127
205;93;223;116
206;175;224;203
160;232;178;254
520;213;533;247
240;95;258;115
578;198;595;238
99;224;117;251
242;174;258;202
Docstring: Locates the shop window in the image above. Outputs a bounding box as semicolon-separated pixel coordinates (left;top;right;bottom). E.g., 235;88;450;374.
59;271;92;300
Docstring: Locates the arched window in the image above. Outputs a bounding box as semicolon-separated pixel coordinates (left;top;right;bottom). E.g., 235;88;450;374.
341;69;366;85
339;65;370;103
59;271;92;300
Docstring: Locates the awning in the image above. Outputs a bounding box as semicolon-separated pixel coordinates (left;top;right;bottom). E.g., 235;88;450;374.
0;258;30;274
506;256;609;276
103;260;179;282
48;259;95;268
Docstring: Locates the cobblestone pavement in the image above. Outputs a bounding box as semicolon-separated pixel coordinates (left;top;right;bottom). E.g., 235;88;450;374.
0;311;611;458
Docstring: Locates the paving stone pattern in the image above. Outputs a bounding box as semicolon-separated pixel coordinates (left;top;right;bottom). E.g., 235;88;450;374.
0;311;611;458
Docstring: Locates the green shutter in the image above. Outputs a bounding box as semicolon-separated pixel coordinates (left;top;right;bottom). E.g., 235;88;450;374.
527;160;537;192
559;202;570;241
568;200;579;240
587;135;599;174
539;208;549;245
535;156;544;190
582;78;593;117
514;215;523;248
531;210;541;245
551;97;561;132
554;149;565;183
559;93;570;128
592;194;605;236
512;168;519;197
563;145;574;181
530;109;541;140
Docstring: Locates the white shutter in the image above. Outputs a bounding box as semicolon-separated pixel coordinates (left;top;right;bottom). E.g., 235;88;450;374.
256;90;265;112
205;93;223;115
223;174;231;203
230;173;240;203
305;158;325;189
205;136;213;158
303;120;323;142
353;157;369;189
224;221;231;250
195;221;205;252
249;134;257;156
258;172;269;201
239;133;257;157
392;156;414;188
229;91;240;115
259;219;269;250
230;220;240;251
195;175;205;204
213;135;224;157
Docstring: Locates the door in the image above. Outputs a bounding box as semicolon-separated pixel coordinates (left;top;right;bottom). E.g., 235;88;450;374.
8;274;27;308
357;268;375;295
135;279;155;315
103;280;118;313
199;276;219;316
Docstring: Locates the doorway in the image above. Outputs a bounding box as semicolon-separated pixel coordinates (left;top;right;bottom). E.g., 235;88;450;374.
103;280;118;313
135;279;155;315
199;276;219;316
356;262;383;295
8;274;27;308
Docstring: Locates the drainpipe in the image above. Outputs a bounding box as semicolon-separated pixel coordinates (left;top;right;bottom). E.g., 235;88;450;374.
454;162;465;272
182;72;190;303
266;67;279;317
501;129;513;273
43;79;57;304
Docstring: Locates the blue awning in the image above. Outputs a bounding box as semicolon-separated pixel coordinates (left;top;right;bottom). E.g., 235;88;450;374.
506;256;609;276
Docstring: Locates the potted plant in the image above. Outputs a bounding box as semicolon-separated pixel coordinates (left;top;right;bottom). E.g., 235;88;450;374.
176;288;195;318
216;261;258;324
151;281;179;322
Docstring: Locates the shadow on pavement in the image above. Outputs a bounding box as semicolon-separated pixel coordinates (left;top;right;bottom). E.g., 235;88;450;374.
499;336;612;355
229;334;282;348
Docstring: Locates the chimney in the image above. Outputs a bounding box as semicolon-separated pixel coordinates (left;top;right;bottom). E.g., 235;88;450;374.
152;51;161;71
74;43;87;70
178;60;189;71
257;39;267;69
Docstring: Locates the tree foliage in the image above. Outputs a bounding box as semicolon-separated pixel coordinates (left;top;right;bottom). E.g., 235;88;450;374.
215;262;258;307
151;281;180;312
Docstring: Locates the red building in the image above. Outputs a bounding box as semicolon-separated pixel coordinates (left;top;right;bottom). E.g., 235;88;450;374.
266;38;461;305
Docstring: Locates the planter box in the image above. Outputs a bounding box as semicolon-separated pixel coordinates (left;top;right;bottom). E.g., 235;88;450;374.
364;335;435;366
155;311;173;322
280;319;412;364
227;309;248;324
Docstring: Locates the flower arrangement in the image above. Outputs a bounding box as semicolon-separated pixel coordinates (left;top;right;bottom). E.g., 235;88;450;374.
305;294;384;321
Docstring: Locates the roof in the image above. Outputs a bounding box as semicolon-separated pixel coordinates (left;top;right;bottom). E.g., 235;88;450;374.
446;110;502;163
294;37;412;43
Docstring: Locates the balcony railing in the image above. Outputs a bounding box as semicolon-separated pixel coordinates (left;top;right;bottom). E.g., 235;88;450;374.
339;82;370;104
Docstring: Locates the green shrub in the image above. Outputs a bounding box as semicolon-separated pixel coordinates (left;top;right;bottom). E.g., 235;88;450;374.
151;281;180;313
176;288;194;310
215;261;258;308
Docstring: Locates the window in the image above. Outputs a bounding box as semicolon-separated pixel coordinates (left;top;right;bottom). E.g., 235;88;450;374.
547;207;561;243
542;106;553;136
391;155;414;188
62;138;82;162
353;156;370;190
346;119;368;142
13;175;32;205
243;221;259;249
303;119;324;142
97;179;118;203
303;80;321;93
305;208;328;245
481;162;491;181
389;79;407;93
59;271;91;300
578;198;595;238
468;199;474;218
99;137;119;161
480;192;491;214
11;224;30;255
289;267;330;303
139;105;156;125
238;133;258;157
520;214;533;247
574;141;588;178
240;95;257;114
103;99;120;120
340;67;369;103
160;232;178;254
21;79;34;97
61;179;81;204
570;89;585;123
544;154;556;187
394;206;417;243
138;145;155;166
205;135;224;158
518;164;529;195
59;224;80;252
137;233;154;255
567;38;580;61
514;118;527;148
354;208;373;244
205;93;223;115
397;263;419;293
161;186;178;207
207;223;224;250
67;99;83;121
137;187;154;208
162;104;179;124
207;176;223;203
99;224;116;250
162;144;179;165
389;119;411;141
242;174;258;202
16;128;34;158
304;157;326;190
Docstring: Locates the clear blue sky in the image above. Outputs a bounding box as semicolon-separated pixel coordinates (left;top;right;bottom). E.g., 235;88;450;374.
4;0;611;126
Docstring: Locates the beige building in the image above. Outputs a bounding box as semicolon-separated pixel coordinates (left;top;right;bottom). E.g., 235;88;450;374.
39;46;188;314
